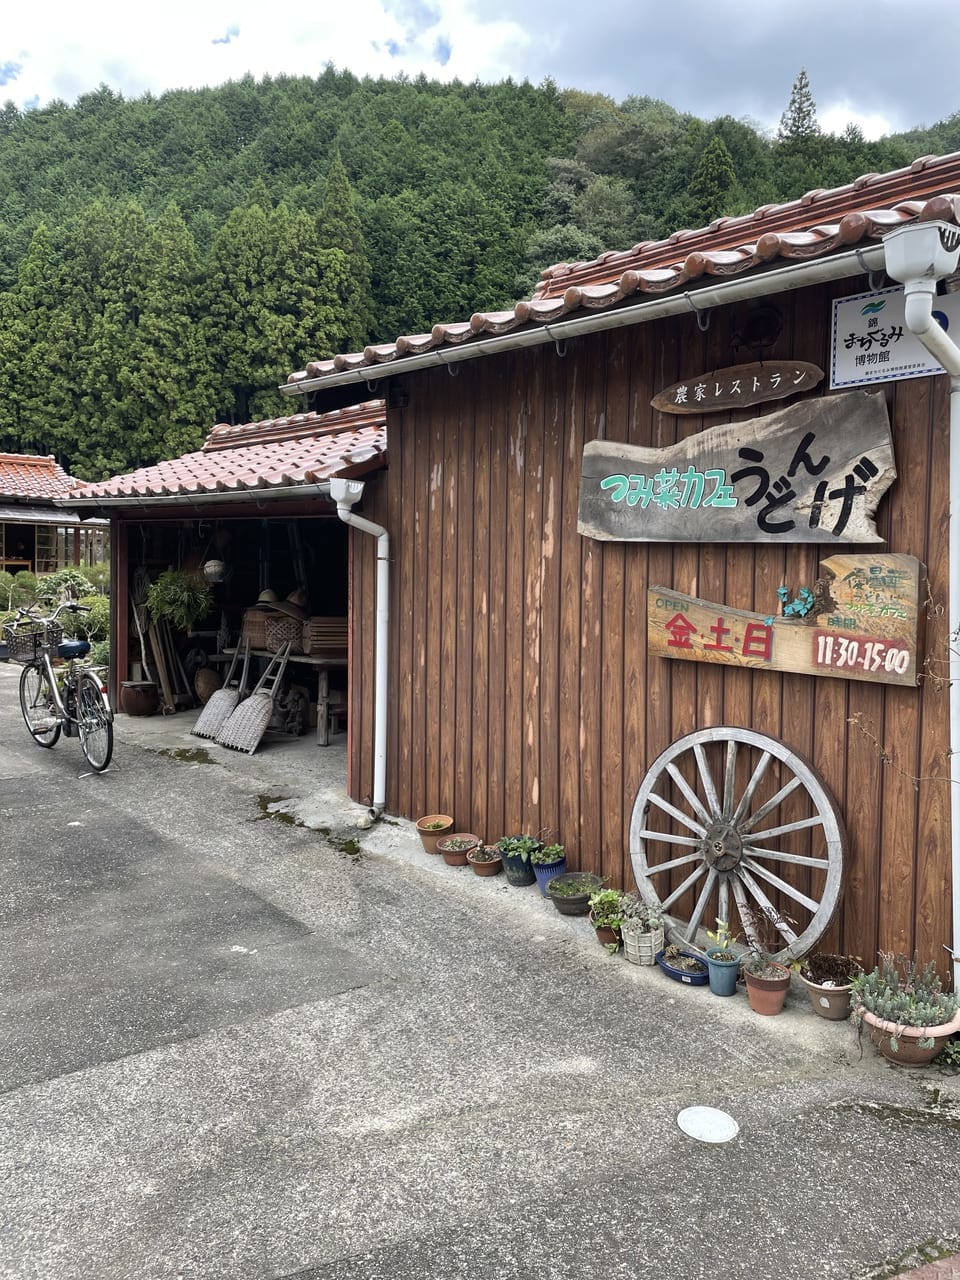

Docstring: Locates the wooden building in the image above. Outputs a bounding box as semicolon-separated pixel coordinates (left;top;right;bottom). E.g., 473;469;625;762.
283;151;960;980
0;453;108;576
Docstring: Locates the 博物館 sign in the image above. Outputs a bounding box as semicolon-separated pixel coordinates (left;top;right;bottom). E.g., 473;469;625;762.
577;390;894;544
647;553;925;687
831;285;960;388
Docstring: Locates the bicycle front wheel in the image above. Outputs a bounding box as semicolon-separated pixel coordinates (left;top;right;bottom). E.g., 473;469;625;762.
77;670;113;771
19;661;61;747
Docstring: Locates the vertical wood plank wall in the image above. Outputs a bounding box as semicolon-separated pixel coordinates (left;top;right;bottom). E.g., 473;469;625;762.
348;278;953;969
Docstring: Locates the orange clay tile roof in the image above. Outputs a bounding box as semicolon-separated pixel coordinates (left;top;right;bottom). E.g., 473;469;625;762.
0;454;78;502
69;401;386;501
285;151;960;388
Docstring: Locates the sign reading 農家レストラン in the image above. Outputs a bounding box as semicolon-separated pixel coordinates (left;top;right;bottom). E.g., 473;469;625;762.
648;553;924;687
577;390;894;544
831;285;960;388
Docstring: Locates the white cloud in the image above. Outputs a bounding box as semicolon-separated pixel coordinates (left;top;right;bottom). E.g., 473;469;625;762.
820;104;894;142
1;0;531;109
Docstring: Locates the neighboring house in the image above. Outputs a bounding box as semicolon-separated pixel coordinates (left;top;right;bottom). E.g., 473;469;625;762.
65;402;387;766
278;149;960;978
0;453;107;576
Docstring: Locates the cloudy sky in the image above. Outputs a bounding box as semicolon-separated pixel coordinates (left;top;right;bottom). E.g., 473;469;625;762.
2;0;958;139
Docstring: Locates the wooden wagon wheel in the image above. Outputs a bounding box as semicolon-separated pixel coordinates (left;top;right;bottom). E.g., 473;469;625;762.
629;727;845;962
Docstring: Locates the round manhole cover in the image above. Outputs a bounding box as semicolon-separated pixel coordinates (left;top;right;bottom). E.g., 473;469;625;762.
676;1106;739;1143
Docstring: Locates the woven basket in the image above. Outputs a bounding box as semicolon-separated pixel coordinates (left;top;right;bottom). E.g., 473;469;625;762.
622;925;665;967
241;609;268;649
3;620;63;663
194;666;222;704
264;614;303;653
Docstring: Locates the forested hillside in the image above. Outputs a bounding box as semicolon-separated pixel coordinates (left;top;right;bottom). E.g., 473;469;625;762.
0;66;954;479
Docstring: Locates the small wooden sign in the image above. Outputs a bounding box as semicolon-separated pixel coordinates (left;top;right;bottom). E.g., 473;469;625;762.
647;554;925;687
651;361;824;415
578;390;895;545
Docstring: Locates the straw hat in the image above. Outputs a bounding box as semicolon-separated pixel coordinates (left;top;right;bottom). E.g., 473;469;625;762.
254;588;279;608
269;588;307;621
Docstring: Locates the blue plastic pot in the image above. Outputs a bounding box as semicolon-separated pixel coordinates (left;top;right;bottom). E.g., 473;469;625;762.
532;857;567;896
705;950;740;996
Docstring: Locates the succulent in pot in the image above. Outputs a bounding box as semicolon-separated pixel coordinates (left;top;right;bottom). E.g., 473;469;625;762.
619;895;665;966
545;872;603;916
466;844;503;877
702;919;741;996
851;952;960;1066
739;905;794;1015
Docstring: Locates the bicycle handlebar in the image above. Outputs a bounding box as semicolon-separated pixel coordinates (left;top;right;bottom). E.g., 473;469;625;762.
13;601;90;623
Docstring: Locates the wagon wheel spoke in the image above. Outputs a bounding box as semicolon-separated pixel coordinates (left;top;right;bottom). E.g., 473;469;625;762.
665;763;713;827
634;830;703;850
740;857;821;915
742;844;830;869
681;867;718;945
730;751;773;827
629;728;845;959
644;851;708;877
693;743;722;818
659;864;707;913
644;791;707;836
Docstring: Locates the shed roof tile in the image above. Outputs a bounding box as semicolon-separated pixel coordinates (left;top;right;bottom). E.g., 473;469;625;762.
69;401;386;501
0;454;77;502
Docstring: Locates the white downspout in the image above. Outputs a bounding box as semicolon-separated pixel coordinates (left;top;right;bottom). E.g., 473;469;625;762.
883;221;960;989
329;477;389;821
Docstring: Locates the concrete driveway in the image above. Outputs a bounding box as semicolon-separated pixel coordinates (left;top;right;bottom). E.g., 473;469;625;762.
1;661;959;1280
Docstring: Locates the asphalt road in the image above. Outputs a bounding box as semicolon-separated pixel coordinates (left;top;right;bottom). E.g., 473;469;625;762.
1;661;959;1280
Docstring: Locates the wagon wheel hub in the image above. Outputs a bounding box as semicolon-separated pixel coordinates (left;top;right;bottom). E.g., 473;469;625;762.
702;823;743;871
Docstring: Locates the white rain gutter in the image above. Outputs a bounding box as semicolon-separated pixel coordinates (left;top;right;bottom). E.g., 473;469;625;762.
329;477;389;822
56;481;333;512
883;221;960;989
281;244;889;397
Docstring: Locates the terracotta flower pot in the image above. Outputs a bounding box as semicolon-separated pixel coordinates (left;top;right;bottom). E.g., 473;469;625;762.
858;1006;960;1067
743;962;792;1015
589;912;621;949
466;848;503;877
436;833;481;866
416;813;454;854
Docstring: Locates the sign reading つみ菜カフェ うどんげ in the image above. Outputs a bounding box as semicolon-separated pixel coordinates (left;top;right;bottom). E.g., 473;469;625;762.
578;391;894;544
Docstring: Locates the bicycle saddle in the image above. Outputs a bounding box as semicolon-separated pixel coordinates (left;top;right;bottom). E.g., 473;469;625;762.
57;639;91;659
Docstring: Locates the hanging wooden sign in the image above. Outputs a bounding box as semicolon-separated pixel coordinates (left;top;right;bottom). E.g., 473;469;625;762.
647;553;925;687
578;390;894;545
651;361;824;415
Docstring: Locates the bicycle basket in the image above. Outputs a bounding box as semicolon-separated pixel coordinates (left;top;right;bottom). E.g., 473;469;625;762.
3;620;63;663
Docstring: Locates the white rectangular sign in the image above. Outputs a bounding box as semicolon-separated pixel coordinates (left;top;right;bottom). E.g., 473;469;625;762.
831;285;960;388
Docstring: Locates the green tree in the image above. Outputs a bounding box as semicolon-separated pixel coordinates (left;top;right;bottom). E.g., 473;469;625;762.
777;69;820;143
318;150;374;351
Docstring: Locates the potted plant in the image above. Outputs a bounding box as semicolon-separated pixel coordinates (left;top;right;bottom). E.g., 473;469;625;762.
740;905;793;1015
466;844;503;877
496;834;541;886
545;872;603;916
145;569;212;633
656;943;709;985
436;832;481;866
416;813;454;854
703;919;741;997
851;952;960;1066
797;952;863;1021
530;842;567;896
588;888;626;949
619;896;665;966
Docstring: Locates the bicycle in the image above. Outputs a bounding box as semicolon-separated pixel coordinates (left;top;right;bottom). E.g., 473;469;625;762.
3;601;114;771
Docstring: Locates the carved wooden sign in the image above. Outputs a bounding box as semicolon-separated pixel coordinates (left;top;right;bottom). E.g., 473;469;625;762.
578;390;895;544
651;361;824;415
647;553;925;687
